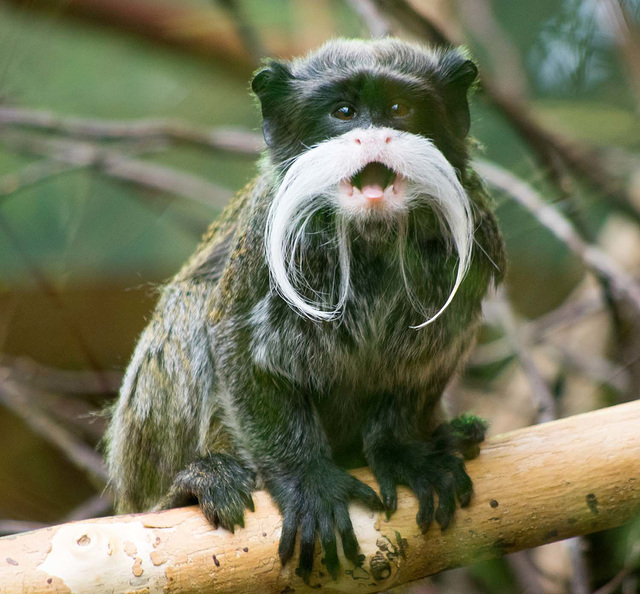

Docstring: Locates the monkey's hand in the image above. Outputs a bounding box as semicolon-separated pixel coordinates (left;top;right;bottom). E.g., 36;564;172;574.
366;415;487;533
158;453;256;532
267;460;383;583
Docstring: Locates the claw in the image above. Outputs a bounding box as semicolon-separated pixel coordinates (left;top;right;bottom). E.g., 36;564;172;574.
458;490;472;508
295;566;312;585
278;511;298;567
435;507;451;531
246;496;255;512
369;438;477;536
297;516;316;584
335;509;360;566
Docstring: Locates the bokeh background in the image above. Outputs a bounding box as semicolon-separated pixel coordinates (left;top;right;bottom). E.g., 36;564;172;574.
0;0;639;592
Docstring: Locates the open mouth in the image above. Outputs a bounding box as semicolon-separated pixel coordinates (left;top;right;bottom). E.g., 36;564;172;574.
350;162;397;201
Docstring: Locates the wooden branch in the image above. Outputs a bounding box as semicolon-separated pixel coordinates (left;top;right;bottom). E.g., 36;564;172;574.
0;108;263;156
1;401;639;593
0;130;234;209
3;0;257;73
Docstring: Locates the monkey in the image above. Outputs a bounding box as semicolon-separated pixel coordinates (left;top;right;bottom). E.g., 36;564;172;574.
105;38;505;582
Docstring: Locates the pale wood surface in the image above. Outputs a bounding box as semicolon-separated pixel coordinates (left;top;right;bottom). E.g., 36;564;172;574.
1;401;639;593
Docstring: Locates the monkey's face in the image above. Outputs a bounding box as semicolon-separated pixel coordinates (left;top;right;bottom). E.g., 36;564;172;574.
252;39;477;174
252;39;479;326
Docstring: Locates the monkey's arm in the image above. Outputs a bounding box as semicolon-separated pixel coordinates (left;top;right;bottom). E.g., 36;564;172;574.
216;355;383;582
362;388;486;532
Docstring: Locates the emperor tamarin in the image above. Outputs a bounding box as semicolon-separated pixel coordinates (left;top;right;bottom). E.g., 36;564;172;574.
106;38;506;581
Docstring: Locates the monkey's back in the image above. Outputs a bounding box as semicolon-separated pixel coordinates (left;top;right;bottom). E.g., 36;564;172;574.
105;180;258;513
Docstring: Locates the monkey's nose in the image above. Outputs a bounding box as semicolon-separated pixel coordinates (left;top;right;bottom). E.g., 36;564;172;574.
351;130;394;145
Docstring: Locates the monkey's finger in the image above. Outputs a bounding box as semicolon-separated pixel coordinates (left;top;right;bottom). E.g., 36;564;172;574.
318;513;339;580
375;475;398;517
200;499;221;528
278;509;298;567
334;504;363;567
347;476;384;511
296;512;316;584
216;504;243;532
433;473;456;531
415;481;435;533
446;456;473;507
243;492;256;513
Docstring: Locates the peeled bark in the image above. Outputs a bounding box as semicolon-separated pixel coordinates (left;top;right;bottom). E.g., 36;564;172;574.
1;401;639;593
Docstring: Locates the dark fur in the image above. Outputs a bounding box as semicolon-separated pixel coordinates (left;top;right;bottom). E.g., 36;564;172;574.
105;38;505;582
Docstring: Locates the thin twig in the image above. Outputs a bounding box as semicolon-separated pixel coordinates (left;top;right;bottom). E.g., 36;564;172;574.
476;160;640;316
61;494;113;522
0;497;112;536
0;380;108;482
0;156;213;238
454;0;529;100
529;291;604;340
0;356;122;395
369;0;451;46
0;130;234;209
0;159;79;197
472;290;604;367
345;0;393;38
567;537;591;594
593;537;640;594
506;550;552;594
3;0;258;72
547;343;629;394
0;213;110;386
215;0;266;61
0;107;263;156
0;520;47;536
484;293;557;423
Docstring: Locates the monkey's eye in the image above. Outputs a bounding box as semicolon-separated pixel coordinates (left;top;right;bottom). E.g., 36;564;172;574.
333;105;356;120
390;102;410;117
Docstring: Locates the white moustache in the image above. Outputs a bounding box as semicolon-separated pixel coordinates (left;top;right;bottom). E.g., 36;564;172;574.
265;127;474;329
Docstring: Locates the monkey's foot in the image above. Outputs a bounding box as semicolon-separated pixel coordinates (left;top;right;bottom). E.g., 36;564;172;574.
159;453;256;532
367;436;477;533
267;460;383;583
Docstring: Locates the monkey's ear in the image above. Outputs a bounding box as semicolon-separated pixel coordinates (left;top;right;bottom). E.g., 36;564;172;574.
437;52;478;138
251;61;293;147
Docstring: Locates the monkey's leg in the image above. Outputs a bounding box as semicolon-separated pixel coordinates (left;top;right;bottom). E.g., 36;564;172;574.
362;395;482;533
157;452;256;532
105;285;218;513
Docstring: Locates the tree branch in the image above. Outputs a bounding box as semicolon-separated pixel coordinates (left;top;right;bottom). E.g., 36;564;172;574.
475;159;640;316
0;130;234;209
0;107;263;156
0;380;107;483
1;401;638;592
